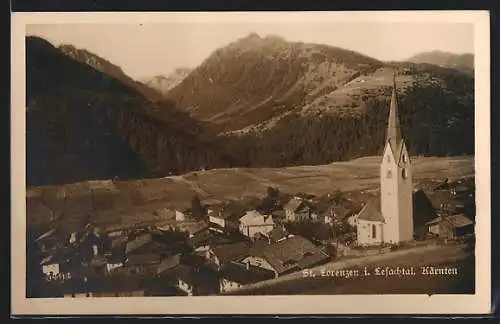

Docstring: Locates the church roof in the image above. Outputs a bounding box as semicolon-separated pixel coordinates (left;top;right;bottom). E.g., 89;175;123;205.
385;71;405;163
386;72;402;145
357;196;384;222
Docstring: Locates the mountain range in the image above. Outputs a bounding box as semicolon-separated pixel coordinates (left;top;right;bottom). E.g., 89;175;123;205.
407;50;474;75
27;36;239;186
58;44;165;102
26;33;474;187
140;67;192;96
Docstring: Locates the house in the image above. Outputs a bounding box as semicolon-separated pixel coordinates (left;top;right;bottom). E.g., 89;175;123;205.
125;253;162;276
105;252;125;274
242;235;330;277
156;254;182;277
174;265;197;296
154;207;176;221
177;221;209;238
34;228;60;252
427;189;464;216
239;210;275;238
426;214;474;239
451;184;472;198
40;253;69;280
219;261;275;293
320;203;353;226
187;228;213;252
263;227;288;244
208;202;246;234
205;241;251;270
175;208;191;222
284;198;313;222
124;233;166;255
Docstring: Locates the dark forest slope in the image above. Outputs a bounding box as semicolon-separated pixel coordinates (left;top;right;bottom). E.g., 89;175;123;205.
26;36;239;187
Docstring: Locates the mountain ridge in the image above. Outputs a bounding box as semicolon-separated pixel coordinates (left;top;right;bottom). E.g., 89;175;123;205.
26;34;474;187
407;50;474;75
27;36;241;187
141;67;192;96
58;43;164;102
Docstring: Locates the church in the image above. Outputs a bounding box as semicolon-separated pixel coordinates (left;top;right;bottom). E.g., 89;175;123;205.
356;74;414;246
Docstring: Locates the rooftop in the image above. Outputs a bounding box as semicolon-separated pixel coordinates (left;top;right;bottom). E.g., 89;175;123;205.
212;241;251;265
255;235;329;275
357;196;384;222
125;233;153;255
221;262;275;285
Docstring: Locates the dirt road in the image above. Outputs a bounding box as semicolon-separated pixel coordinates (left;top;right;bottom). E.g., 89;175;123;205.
225;243;474;295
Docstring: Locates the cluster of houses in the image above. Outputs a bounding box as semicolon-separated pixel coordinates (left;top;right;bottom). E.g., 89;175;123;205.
28;175;474;298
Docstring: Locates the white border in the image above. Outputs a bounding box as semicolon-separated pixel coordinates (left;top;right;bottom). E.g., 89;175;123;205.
11;11;491;315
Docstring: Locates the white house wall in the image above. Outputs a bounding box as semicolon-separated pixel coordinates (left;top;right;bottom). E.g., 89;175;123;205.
357;220;384;246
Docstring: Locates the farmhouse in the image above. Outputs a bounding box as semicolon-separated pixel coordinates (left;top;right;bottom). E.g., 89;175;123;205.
205;241;251;270
219;261;275;293
207;202;246;234
284;197;313;222
242;235;330;277
239;210;275;238
426;213;474;239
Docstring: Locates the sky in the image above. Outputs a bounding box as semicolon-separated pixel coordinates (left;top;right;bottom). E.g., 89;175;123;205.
26;22;474;80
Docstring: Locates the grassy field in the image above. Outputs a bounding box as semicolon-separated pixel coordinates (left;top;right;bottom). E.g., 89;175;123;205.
26;155;474;232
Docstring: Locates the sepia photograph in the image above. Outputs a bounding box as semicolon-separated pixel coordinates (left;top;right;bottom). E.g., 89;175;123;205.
11;11;490;315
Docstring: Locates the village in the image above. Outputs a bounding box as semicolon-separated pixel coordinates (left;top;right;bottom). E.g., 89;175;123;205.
26;76;476;298
26;174;475;298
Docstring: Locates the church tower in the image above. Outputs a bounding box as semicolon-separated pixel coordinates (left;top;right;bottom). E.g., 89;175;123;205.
379;72;414;244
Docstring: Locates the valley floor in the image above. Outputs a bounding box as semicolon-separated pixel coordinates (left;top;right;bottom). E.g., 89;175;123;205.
26;155;474;232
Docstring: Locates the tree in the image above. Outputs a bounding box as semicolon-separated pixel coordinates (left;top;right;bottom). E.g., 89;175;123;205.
191;195;202;218
266;186;280;198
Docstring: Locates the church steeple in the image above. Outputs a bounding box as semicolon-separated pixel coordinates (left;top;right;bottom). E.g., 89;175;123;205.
386;71;402;147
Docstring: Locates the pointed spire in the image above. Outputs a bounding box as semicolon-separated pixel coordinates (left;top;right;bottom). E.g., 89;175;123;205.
386;69;402;145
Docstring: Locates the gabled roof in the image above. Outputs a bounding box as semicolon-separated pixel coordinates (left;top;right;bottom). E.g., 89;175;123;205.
157;254;182;276
154;207;175;220
284;198;308;212
266;227;288;242
446;214;473;228
177;221;208;235
221;262;275;285
425;216;442;226
240;210;275;226
187;229;212;247
35;228;58;242
209;202;246;220
357;196;384;222
125;233;153;255
212;241;251;265
111;236;129;250
256;235;329;275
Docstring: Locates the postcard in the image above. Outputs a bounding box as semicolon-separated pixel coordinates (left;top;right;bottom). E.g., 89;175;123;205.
11;10;491;315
